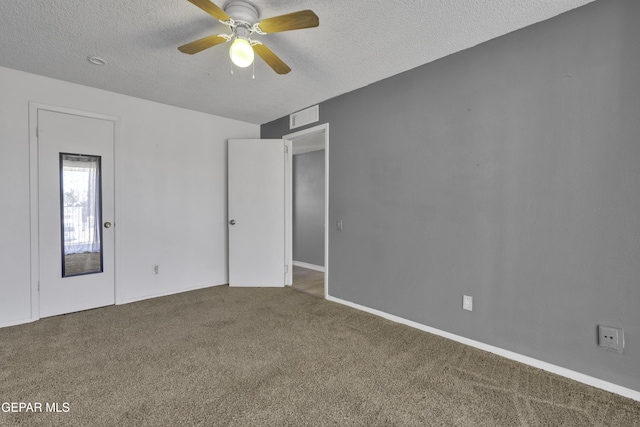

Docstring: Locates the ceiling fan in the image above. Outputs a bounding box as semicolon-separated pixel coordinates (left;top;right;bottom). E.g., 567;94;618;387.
178;0;319;75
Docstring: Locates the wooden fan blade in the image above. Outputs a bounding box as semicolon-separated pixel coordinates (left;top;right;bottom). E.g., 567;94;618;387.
178;35;228;54
253;44;291;75
187;0;230;21
258;10;319;33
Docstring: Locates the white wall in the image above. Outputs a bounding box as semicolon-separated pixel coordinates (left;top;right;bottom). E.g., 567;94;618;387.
0;66;259;327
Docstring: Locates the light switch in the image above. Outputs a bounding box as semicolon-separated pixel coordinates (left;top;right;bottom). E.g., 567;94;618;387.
337;220;343;230
463;295;473;311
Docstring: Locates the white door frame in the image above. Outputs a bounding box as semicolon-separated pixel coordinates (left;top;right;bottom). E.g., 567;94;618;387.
283;123;329;298
29;102;120;321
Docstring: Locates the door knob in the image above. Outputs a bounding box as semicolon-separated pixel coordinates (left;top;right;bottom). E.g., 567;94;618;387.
229;220;236;225
104;222;112;228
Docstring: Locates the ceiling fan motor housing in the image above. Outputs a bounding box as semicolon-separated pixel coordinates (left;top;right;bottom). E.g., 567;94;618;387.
224;0;259;24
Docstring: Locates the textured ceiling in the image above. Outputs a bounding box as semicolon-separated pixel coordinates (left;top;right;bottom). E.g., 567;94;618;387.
0;0;596;125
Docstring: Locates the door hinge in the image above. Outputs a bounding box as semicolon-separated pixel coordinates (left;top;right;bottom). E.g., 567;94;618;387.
285;265;289;273
36;127;39;138
284;145;289;153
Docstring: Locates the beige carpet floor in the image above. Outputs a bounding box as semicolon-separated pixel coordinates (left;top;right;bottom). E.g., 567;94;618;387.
1;286;638;426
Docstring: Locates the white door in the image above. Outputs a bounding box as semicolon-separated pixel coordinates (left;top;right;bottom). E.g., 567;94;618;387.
38;109;115;318
228;139;285;287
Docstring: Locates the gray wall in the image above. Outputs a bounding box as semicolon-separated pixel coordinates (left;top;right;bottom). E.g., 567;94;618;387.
293;150;325;266
262;0;640;392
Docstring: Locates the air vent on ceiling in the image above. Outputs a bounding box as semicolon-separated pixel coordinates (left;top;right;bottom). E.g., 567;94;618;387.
290;105;319;130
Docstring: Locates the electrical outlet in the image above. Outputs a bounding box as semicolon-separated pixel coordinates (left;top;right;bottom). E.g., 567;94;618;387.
463;295;473;311
152;265;159;275
598;325;624;352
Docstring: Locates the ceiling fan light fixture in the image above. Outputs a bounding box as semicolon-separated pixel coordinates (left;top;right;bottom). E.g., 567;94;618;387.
229;37;254;68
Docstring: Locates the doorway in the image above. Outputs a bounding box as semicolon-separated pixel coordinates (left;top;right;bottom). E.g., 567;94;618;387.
284;124;329;298
30;104;117;319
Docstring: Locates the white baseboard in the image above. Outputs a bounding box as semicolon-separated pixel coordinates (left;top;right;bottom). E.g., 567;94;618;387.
117;282;228;305
0;317;36;329
1;284;230;329
292;261;325;272
326;295;640;402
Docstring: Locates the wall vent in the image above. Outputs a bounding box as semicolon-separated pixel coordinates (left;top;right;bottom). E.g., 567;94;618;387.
290;105;319;130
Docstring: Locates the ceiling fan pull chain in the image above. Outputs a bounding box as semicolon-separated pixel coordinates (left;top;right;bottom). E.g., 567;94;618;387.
252;60;255;79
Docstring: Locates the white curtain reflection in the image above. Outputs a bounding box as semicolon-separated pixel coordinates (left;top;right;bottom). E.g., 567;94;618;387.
61;154;101;255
